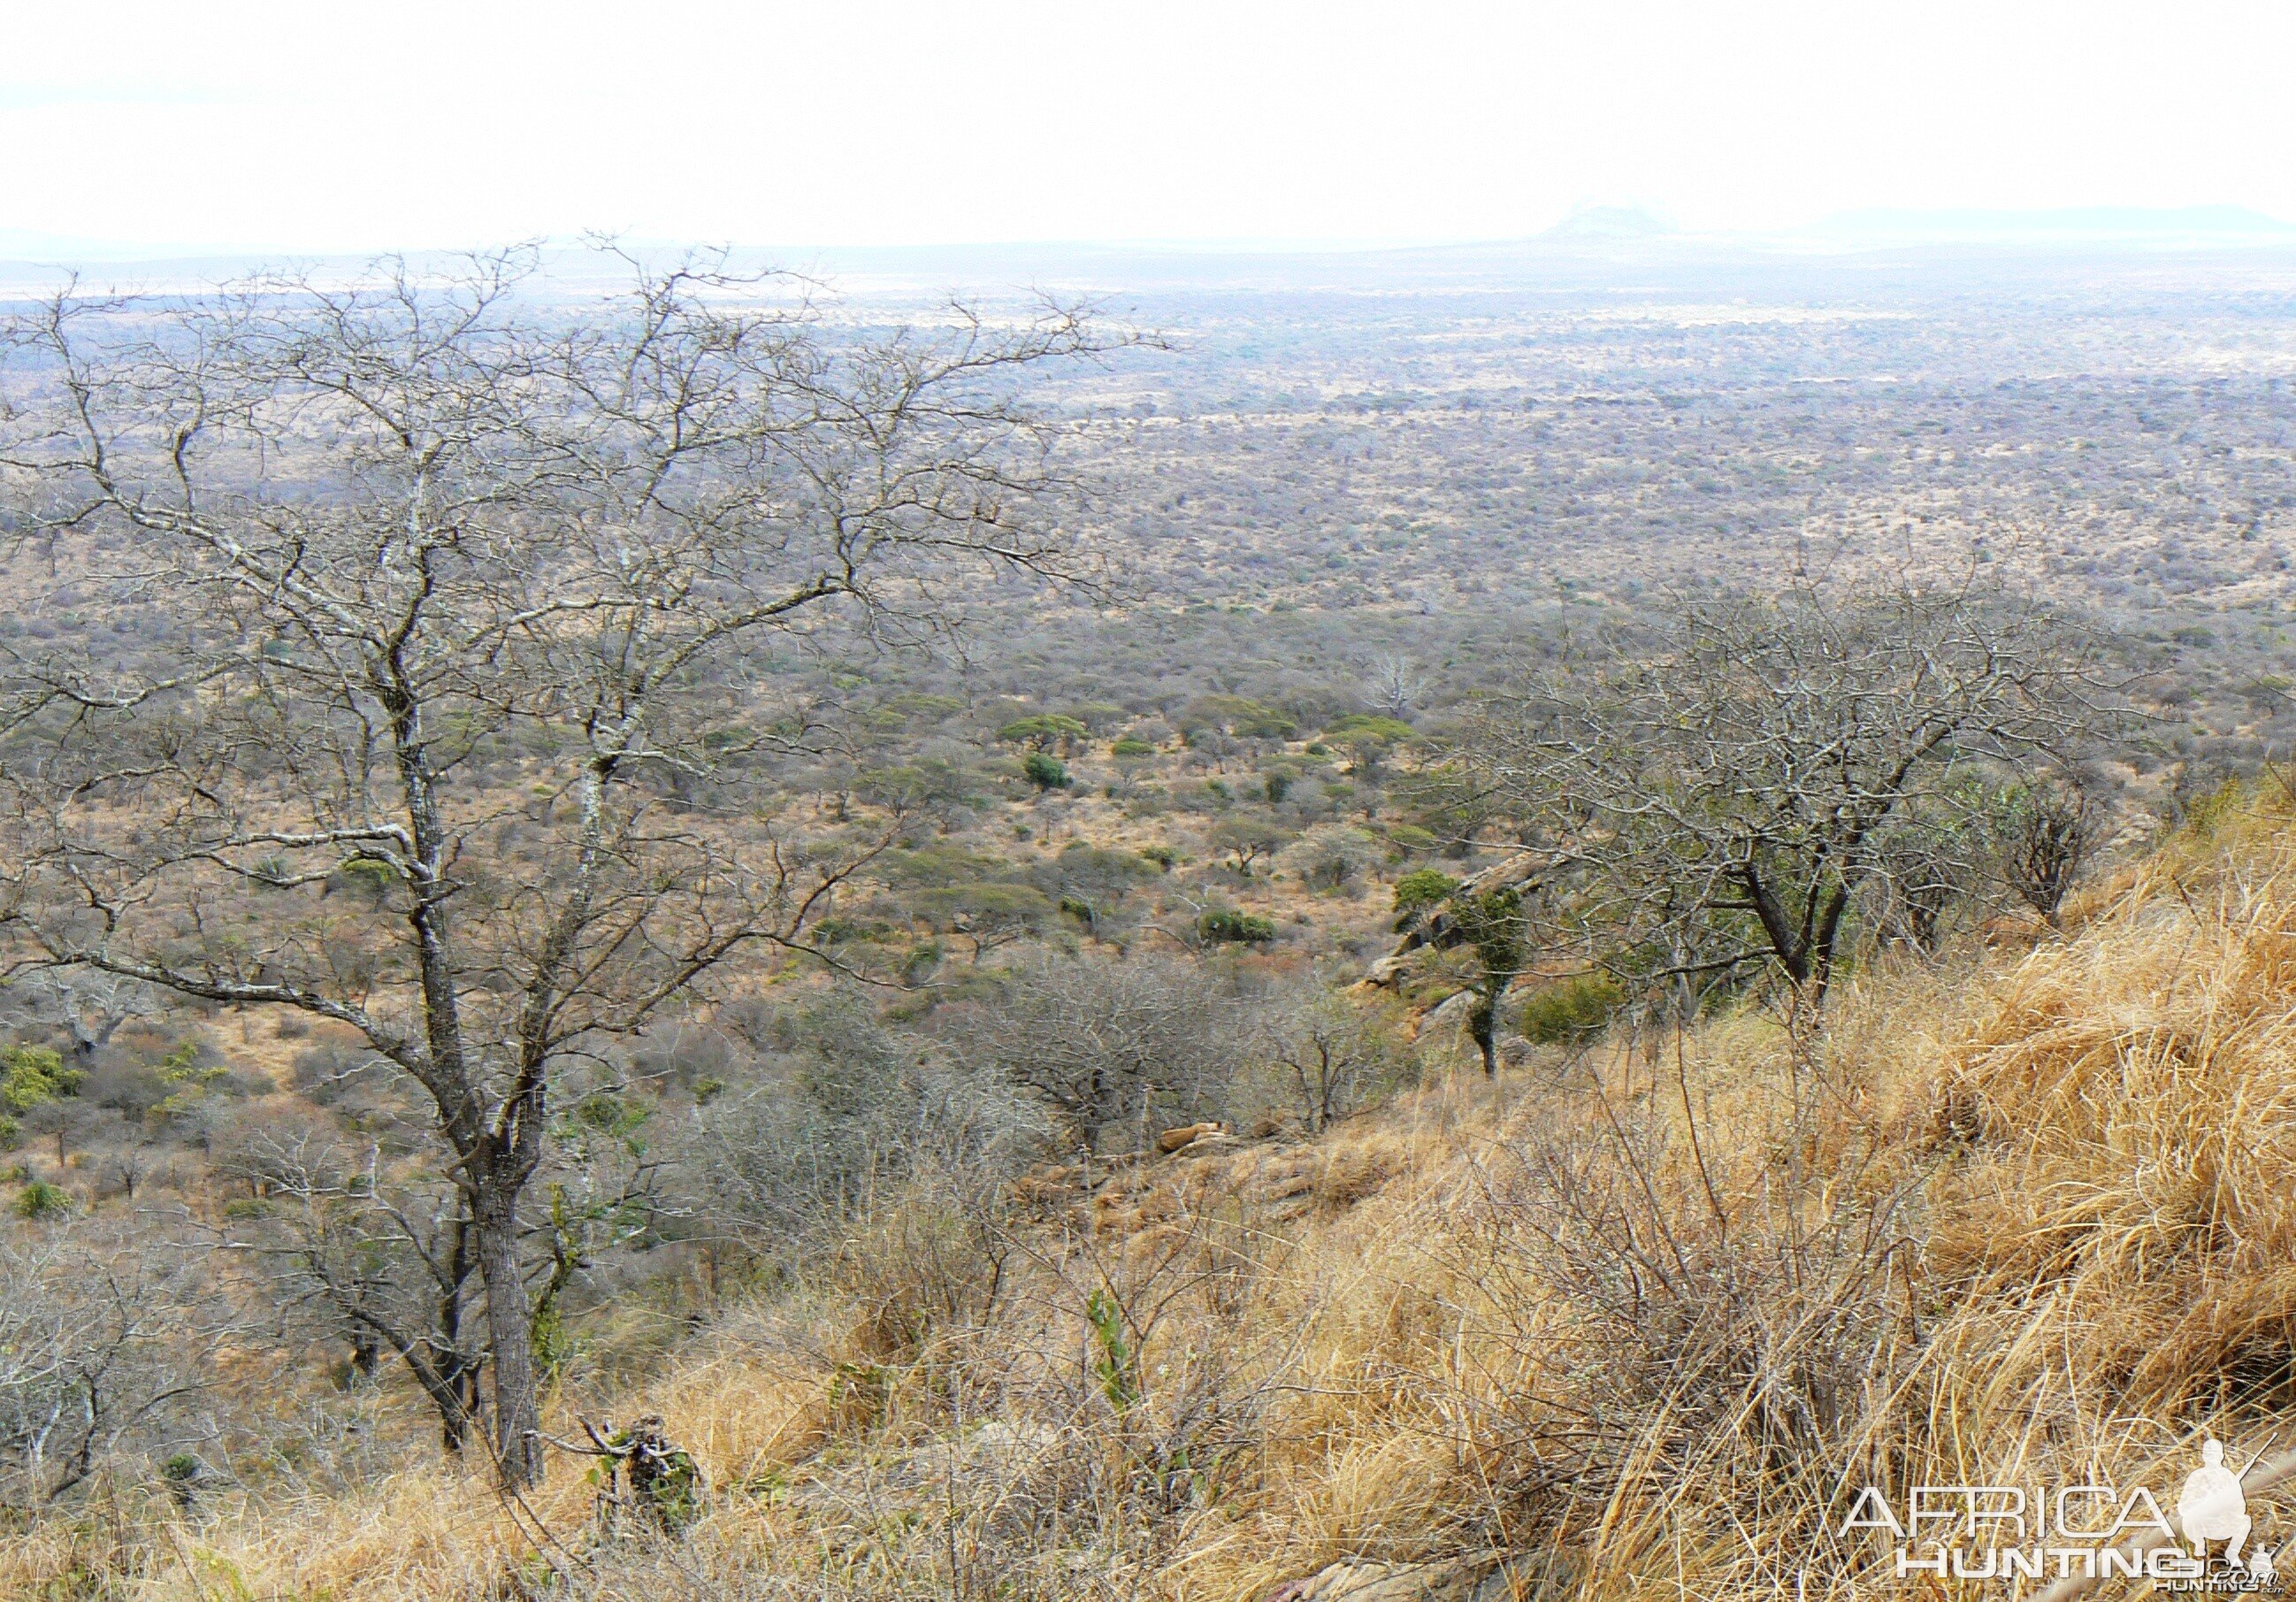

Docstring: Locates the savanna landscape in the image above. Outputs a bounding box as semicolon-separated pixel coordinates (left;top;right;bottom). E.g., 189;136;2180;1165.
1;225;2294;1601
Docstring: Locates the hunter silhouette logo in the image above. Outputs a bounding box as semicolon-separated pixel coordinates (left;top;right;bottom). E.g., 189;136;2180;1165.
1841;1437;2283;1590
2177;1432;2268;1579
2183;1439;2257;1568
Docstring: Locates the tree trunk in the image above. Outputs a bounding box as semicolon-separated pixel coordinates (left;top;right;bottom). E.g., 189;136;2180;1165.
1470;988;1499;1078
1806;881;1852;1010
472;1195;544;1489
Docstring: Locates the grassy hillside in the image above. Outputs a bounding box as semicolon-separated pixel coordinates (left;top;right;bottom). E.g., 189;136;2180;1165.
11;790;2296;1600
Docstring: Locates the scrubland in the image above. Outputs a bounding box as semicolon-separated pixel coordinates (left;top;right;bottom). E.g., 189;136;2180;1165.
10;786;2296;1600
6;240;2295;1602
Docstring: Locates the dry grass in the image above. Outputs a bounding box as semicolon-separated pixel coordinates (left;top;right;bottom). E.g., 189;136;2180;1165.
18;797;2296;1599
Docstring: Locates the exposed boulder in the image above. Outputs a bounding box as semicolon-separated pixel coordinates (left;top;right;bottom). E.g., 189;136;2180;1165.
1361;853;1544;992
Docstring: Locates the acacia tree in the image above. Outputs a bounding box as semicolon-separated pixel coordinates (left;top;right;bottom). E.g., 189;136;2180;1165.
0;249;1106;1485
1449;886;1532;1077
1471;578;2101;1010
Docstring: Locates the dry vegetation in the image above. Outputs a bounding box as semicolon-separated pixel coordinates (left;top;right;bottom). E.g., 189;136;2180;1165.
5;243;2296;1598
10;781;2296;1598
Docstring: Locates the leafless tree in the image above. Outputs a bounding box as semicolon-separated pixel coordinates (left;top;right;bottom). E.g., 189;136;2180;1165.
1366;654;1424;721
1469;577;2102;1009
1869;829;1966;954
0;247;1109;1485
952;953;1244;1152
0;1219;226;1506
216;1129;489;1453
1;970;160;1072
1261;985;1412;1131
2001;777;2093;927
673;993;1047;1255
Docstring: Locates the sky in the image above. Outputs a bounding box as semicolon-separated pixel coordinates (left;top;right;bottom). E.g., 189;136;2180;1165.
6;0;2295;255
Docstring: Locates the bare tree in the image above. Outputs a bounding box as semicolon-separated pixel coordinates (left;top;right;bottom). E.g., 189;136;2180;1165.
2001;777;2094;928
953;953;1244;1152
0;248;1106;1485
1470;578;2101;1009
1;970;159;1072
1366;654;1424;721
1262;984;1413;1131
217;1130;488;1454
0;1219;226;1506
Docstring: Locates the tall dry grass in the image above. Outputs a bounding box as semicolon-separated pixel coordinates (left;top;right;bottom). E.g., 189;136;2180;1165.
15;797;2296;1599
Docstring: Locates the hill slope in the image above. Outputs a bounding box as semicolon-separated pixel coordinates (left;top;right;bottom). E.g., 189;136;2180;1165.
14;795;2296;1599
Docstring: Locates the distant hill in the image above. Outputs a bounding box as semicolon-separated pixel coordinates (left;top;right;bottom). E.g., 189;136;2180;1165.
1538;204;1675;241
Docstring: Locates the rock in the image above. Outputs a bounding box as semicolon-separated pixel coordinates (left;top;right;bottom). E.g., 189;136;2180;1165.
1360;852;1547;992
1009;1164;1081;1205
1419;989;1475;1043
1361;952;1414;989
1157;1122;1225;1154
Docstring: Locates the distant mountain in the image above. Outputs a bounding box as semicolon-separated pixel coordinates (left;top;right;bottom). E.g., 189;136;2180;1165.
1539;205;1675;241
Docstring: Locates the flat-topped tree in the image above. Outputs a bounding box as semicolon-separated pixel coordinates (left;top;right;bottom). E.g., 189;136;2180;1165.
0;248;1106;1487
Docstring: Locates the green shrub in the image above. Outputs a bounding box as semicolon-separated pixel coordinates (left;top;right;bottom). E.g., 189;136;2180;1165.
1;1044;81;1115
1110;735;1157;758
13;1179;71;1219
148;1041;228;1126
1139;845;1177;870
1198;908;1276;945
1323;713;1415;744
1022;752;1071;791
1264;772;1291;803
333;855;401;902
1086;1287;1141;1413
1391;868;1462;924
1519;973;1625;1046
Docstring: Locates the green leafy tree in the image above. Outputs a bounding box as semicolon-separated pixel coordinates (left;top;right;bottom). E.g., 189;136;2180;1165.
1391;869;1462;929
998;714;1089;754
1210;817;1293;875
908;883;1056;961
0;1046;81;1150
1178;695;1297;743
1323;713;1415;778
1450;888;1530;1078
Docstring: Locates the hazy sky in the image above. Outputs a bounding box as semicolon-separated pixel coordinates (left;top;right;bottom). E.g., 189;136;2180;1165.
8;0;2293;253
